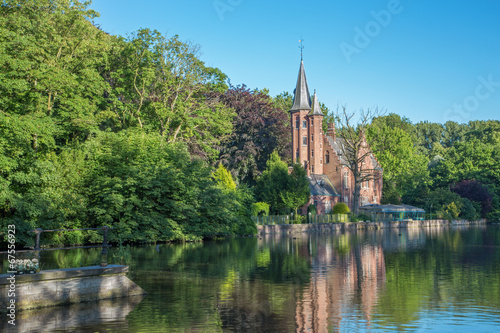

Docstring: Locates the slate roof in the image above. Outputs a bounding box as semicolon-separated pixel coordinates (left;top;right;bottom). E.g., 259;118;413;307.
290;60;311;111
309;174;341;197
324;135;383;171
310;91;323;116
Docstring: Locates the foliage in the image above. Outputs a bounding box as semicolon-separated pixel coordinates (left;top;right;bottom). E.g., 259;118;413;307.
444;202;461;220
332;202;350;214
218;85;291;184
280;164;310;215
451;180;492;216
307;205;316;215
213;163;236;191
251;202;270;216
256;152;309;215
104;29;233;160
367;114;429;203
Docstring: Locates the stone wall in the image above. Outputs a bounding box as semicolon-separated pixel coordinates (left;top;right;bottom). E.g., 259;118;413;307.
256;219;488;235
0;265;145;311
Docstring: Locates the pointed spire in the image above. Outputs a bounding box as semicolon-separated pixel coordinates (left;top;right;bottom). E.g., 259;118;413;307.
290;60;311;111
310;90;323;116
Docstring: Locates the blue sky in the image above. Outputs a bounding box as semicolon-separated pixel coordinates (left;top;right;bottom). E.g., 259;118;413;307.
90;0;500;125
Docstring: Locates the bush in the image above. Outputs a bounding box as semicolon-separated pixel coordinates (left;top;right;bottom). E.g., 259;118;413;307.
251;202;270;217
332;202;350;214
307;204;317;215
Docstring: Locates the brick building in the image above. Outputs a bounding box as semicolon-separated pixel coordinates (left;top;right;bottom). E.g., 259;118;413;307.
290;60;383;214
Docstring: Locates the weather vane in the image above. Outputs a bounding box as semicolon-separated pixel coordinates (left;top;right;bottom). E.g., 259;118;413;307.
299;38;304;60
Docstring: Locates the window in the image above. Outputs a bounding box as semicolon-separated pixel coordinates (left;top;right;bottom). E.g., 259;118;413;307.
325;200;332;214
295;117;299;129
314;200;318;208
325;151;330;164
344;196;349;204
312;165;314;173
311;134;314;142
311;119;314;126
303;120;307;128
311;149;314;157
302;136;307;146
344;171;349;188
296;149;299;160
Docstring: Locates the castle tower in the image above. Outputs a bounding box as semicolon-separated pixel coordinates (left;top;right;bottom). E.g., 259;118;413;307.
290;60;311;169
308;91;324;175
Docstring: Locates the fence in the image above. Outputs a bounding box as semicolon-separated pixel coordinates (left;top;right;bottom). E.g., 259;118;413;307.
308;214;349;224
252;215;293;225
1;226;113;274
252;214;349;225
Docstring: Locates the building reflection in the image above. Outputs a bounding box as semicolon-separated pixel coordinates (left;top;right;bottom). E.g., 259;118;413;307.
295;238;386;332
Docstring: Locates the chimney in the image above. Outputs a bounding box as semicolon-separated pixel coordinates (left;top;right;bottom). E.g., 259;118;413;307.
327;122;336;140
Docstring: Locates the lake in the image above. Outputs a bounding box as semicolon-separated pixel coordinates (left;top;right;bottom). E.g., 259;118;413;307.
3;225;500;332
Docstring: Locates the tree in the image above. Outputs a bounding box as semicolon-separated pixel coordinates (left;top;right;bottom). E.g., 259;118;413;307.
280;164;310;215
255;151;290;214
334;107;383;214
104;29;234;160
218;86;290;184
213;164;236;191
367;113;429;205
451;180;492;217
0;0;112;142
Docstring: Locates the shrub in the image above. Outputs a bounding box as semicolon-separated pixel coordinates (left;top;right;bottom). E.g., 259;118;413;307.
332;202;350;214
251;202;270;216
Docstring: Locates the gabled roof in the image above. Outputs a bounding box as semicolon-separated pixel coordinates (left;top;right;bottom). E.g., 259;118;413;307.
310;91;323;116
290;60;311;111
309;174;341;197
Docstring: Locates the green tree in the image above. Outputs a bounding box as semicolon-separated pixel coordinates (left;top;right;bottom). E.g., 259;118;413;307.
367;113;429;204
105;29;234;160
256;151;290;214
213;164;236;191
280;164;310;215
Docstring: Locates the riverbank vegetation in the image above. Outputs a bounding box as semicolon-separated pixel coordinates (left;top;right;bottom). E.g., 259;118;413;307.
1;0;499;248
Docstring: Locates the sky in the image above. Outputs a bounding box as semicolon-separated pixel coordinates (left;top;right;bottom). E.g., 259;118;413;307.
89;0;500;125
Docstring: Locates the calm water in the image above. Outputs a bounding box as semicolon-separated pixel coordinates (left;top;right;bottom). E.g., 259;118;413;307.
2;225;500;332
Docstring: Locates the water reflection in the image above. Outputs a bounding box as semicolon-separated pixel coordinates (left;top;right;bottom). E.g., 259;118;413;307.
3;226;500;332
0;296;144;333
